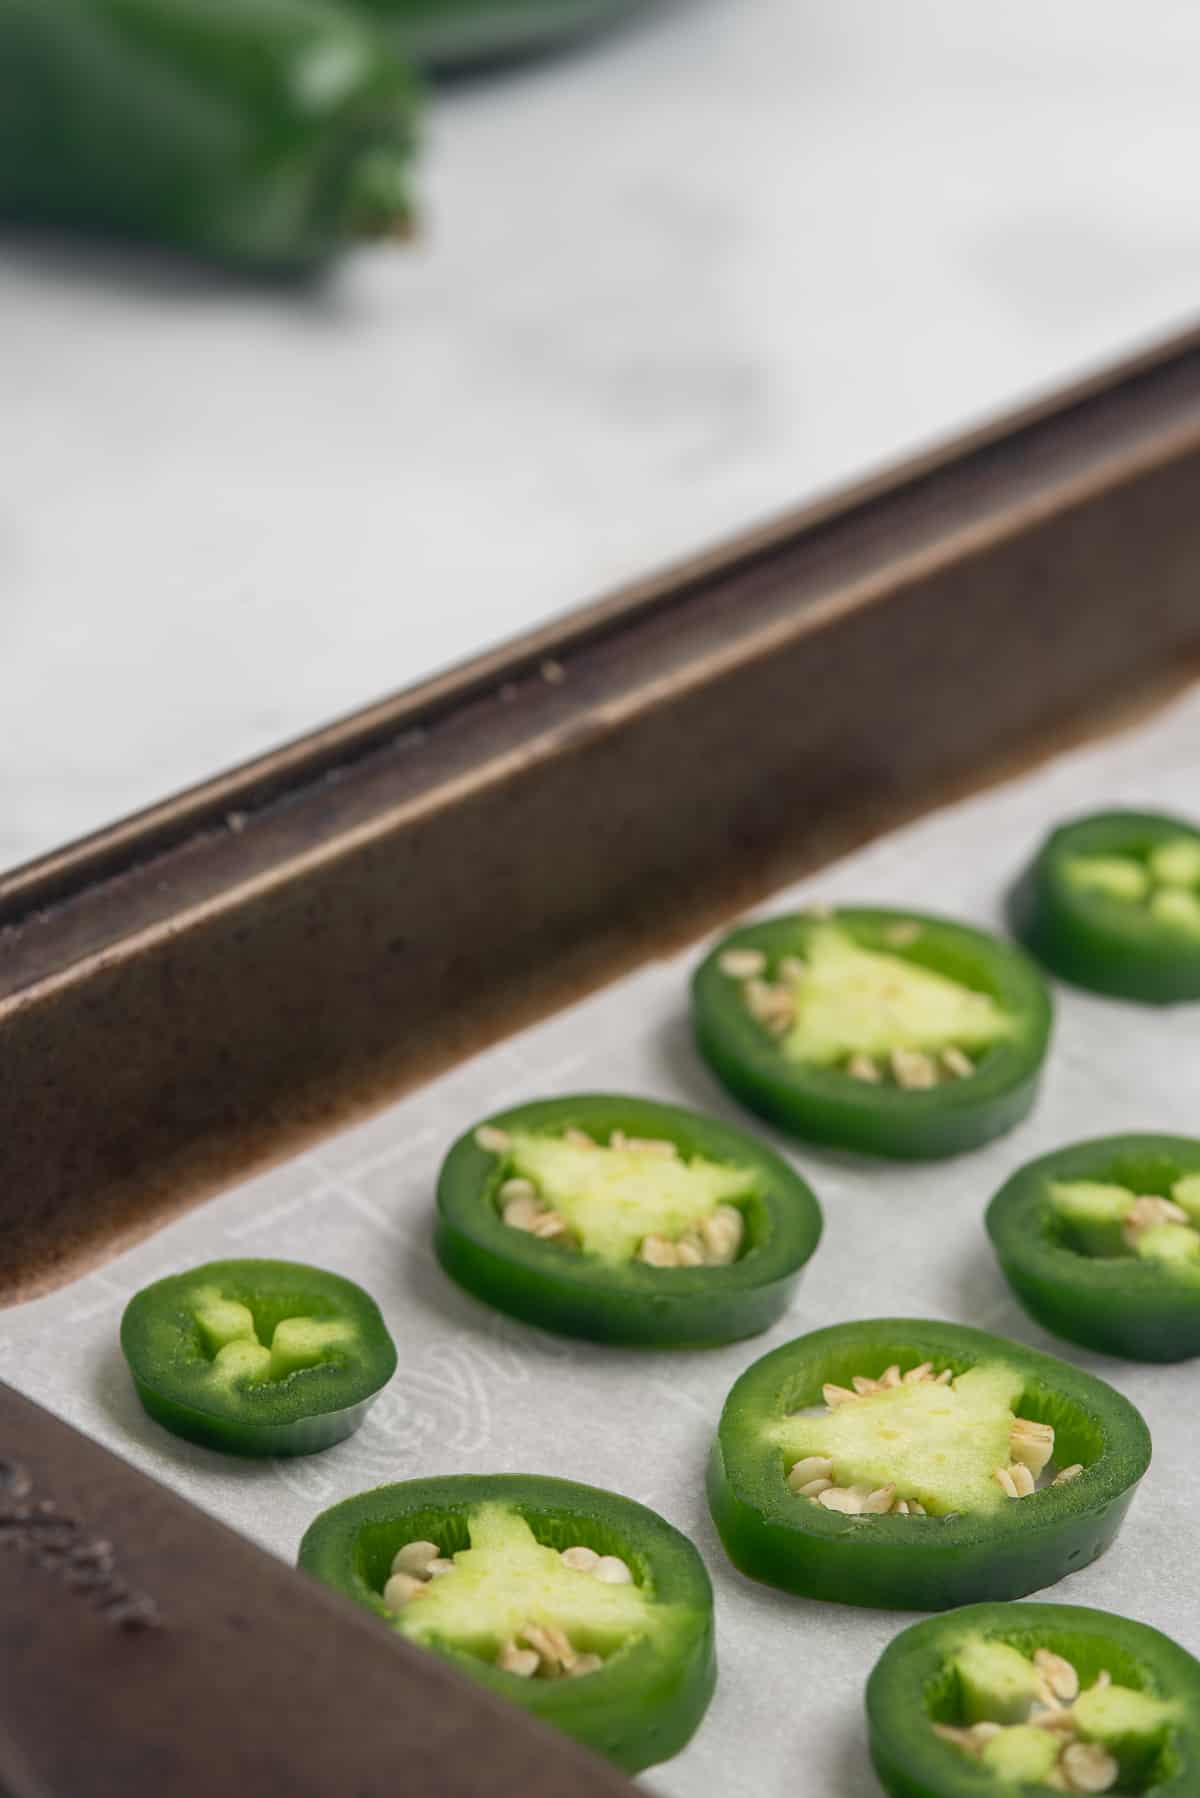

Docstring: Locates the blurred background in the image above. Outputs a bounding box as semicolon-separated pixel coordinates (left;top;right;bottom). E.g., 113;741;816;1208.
4;0;1199;873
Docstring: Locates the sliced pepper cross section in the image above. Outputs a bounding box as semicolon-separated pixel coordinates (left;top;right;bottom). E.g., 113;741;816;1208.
297;1474;716;1773
120;1258;397;1456
691;909;1052;1159
434;1095;822;1346
1010;809;1200;1001
707;1319;1150;1610
988;1134;1200;1362
867;1602;1200;1796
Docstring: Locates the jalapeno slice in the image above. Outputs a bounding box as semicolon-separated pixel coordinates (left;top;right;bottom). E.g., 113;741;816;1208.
706;1319;1150;1610
691;909;1053;1160
297;1474;715;1773
434;1094;823;1347
867;1602;1200;1797
987;1134;1200;1363
120;1259;397;1456
1011;809;1200;1002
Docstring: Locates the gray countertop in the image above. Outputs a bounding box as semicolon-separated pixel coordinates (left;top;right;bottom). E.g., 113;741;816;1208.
4;0;1199;871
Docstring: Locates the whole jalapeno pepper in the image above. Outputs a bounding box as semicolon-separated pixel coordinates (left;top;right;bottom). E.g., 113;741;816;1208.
0;0;419;270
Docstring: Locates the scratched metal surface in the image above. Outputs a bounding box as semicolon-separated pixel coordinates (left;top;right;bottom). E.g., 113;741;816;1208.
3;687;1198;1796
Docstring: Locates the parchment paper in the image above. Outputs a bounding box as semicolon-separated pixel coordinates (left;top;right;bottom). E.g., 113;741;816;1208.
5;688;1199;1797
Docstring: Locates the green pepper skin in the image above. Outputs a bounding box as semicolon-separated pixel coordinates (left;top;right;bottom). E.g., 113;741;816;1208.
120;1259;397;1456
691;910;1053;1160
1010;810;1200;1002
987;1135;1200;1363
297;1473;716;1773
435;1094;823;1348
0;0;419;271
358;0;644;70
867;1602;1200;1798
707;1319;1150;1611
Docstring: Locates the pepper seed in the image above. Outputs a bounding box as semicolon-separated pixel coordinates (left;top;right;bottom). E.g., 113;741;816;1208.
568;1653;605;1678
639;1235;679;1268
499;1177;537;1203
941;1046;974;1079
530;1212;569;1240
822;1383;859;1408
561;1545;599;1573
719;948;767;979
391;1540;441;1579
861;1485;896;1514
1053;1464;1084;1486
1011;1418;1056;1478
847;1054;882;1083
593;1555;633;1585
993;1466;1020;1499
498;1640;540;1678
787;1456;834;1491
891;1047;938;1089
563;1128;596;1150
1009;1462;1036;1498
1060;1741;1119;1792
475;1125;512;1153
1035;1648;1080;1703
818;1486;866;1514
383;1572;428;1610
502;1195;543;1232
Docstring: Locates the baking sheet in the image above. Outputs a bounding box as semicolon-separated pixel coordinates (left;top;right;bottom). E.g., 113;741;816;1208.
5;686;1200;1797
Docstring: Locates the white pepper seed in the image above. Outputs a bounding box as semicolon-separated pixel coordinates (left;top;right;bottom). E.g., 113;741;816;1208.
639;1235;679;1268
502;1195;543;1232
1035;1649;1080;1702
391;1540;441;1579
891;1047;938;1089
818;1487;866;1515
475;1125;512;1153
568;1653;605;1678
593;1556;633;1585
847;1054;882;1083
1060;1741;1119;1792
941;1046;974;1079
498;1641;540;1678
787;1457;835;1491
383;1572;428;1611
561;1546;600;1573
499;1177;538;1203
530;1211;569;1240
719;948;767;979
1053;1464;1084;1486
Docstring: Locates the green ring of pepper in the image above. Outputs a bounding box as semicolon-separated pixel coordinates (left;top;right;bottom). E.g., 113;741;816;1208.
296;1472;716;1773
434;1093;823;1347
691;908;1053;1160
866;1602;1200;1798
706;1318;1151;1611
1010;809;1200;1002
120;1258;398;1457
987;1133;1200;1363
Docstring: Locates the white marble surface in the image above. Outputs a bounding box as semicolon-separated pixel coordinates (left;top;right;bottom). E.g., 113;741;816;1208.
4;0;1200;873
